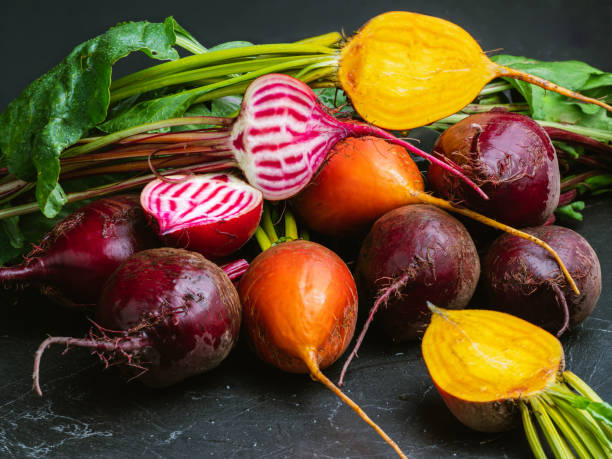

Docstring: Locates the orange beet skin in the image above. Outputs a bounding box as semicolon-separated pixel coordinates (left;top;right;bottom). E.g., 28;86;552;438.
293;136;424;236
238;240;357;373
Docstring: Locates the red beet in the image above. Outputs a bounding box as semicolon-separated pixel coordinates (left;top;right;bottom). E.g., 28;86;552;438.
482;225;601;336
428;110;560;227
0;195;159;305
33;248;241;395
339;204;480;385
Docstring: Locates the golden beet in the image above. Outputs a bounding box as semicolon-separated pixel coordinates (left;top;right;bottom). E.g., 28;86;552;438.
422;305;612;457
339;11;611;130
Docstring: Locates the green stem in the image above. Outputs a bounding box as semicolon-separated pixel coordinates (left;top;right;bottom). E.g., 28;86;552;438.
551;395;612;454
111;55;330;104
294;31;342;47
461;103;528;113
0;182;35;206
300;228;310;241
563;372;605;403
254;226;272;252
142;56;338;114
110;43;338;91
62;117;231;158
284;209;298;240
478;81;512;96
540;394;592;458
175;34;207;55
530;396;575;459
550;394;607;458
520;402;547;459
261;205;278;243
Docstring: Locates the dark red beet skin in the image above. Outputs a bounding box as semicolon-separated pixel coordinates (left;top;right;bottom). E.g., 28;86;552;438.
428;110;560;227
0;195;159;305
97;248;242;387
483;225;602;335
357;205;480;340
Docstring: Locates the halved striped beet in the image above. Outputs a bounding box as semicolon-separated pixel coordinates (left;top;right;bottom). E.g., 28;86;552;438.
140;173;263;259
228;74;486;200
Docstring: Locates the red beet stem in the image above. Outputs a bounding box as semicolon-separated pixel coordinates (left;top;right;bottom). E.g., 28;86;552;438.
558;190;578;207
338;270;414;386
0;263;42;285
219;259;249;282
33;335;148;396
545;127;612;155
348;123;489;200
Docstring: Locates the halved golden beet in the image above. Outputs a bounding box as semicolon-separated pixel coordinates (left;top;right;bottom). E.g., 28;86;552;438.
422;305;612;458
339;11;611;130
422;306;563;432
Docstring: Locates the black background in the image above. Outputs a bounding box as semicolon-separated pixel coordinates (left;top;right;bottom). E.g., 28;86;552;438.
1;1;610;458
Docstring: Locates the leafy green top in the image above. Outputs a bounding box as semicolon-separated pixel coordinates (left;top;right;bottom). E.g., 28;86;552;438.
0;17;182;218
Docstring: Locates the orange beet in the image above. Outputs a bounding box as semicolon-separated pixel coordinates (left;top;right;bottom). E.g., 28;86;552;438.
293;136;424;236
239;240;357;373
239;240;406;458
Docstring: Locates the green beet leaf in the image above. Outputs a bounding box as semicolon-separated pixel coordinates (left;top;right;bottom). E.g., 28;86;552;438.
491;55;612;131
0;17;185;218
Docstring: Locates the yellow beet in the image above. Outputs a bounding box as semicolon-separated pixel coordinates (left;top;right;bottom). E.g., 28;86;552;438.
422;305;612;457
339;11;611;129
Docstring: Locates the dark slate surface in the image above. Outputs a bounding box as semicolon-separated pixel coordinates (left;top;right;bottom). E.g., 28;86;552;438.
0;1;610;457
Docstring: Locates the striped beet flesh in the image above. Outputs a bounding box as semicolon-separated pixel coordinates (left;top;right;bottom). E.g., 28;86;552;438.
228;73;487;200
140;173;263;259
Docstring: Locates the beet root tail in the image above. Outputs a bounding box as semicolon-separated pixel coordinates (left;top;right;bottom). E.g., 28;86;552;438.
338;271;413;386
32;335;144;397
302;349;407;459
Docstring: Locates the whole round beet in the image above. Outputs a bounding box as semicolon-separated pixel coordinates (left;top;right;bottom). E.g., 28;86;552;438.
358;204;480;341
0;195;159;305
33;248;242;394
482;225;601;335
428;110;560;227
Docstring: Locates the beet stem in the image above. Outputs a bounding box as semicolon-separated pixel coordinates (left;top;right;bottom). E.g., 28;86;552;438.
348;123;489;200
545;127;612;155
219;259;249;282
0;263;41;284
549;282;570;337
338;270;413;386
408;190;580;295
499;66;612;112
520;402;547;459
33;335;146;397
302;350;407;459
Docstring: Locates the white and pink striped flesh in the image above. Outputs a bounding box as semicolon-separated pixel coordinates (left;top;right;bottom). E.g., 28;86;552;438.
140;173;263;258
228;73;487;200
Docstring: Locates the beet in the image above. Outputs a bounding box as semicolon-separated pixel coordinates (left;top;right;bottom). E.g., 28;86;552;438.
428;110;560;227
482;225;601;335
339;205;480;385
33;248;241;394
357;204;481;341
0;195;159;305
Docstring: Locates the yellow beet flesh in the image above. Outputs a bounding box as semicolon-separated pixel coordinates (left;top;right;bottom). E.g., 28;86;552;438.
339;11;498;129
339;11;612;130
422;307;563;404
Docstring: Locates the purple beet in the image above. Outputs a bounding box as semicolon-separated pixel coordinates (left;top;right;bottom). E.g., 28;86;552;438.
428;110;560;227
338;204;480;385
33;248;242;395
0;195;159;305
482;225;601;336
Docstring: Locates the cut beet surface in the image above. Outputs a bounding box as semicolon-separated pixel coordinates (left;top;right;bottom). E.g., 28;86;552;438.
140;173;263;259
